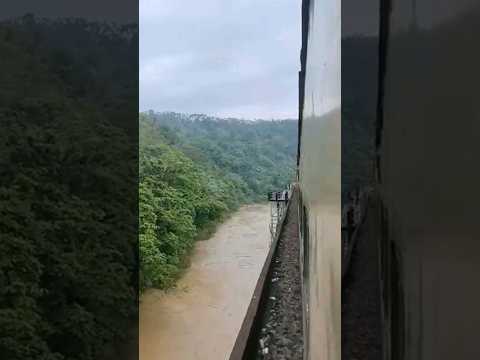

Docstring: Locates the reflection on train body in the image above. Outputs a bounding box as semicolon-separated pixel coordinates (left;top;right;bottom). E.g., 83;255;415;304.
299;0;480;359
297;0;340;359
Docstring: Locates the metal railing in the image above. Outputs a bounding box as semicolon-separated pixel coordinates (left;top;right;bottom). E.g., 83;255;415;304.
268;184;293;242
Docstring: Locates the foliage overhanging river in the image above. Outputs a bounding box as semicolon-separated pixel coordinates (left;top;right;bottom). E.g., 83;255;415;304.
139;204;271;360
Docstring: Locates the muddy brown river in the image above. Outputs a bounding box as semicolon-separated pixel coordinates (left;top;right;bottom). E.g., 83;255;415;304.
140;204;270;360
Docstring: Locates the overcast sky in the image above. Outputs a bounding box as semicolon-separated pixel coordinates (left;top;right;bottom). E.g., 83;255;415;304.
140;0;301;119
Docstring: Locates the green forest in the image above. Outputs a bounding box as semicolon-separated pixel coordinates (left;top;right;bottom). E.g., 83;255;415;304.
0;14;297;360
0;16;137;360
139;112;297;291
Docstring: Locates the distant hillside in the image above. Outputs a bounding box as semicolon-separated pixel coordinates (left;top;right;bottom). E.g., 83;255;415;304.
143;111;298;201
139;112;297;291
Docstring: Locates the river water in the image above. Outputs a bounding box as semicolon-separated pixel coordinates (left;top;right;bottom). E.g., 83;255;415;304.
139;204;271;360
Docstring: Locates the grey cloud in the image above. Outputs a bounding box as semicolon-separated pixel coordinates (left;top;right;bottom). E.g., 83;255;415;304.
140;0;301;119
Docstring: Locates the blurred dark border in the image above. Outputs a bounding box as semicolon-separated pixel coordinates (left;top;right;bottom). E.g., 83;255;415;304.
342;0;480;359
0;2;138;360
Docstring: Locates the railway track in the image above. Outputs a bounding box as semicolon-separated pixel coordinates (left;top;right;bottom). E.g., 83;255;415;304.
230;187;303;360
229;186;374;360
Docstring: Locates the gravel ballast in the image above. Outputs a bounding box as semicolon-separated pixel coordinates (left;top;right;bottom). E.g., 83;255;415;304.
254;194;303;360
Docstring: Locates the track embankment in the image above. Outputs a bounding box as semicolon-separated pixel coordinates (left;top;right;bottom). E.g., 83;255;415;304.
230;190;303;360
253;192;303;359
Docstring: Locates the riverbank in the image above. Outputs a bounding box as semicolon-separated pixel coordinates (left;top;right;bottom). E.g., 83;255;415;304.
139;204;271;360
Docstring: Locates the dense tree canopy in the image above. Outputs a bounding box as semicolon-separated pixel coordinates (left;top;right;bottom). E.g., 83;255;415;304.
145;111;297;201
139;112;297;291
0;16;137;360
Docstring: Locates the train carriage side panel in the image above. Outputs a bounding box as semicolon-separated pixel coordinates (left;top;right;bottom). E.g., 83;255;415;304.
298;0;341;359
377;0;480;358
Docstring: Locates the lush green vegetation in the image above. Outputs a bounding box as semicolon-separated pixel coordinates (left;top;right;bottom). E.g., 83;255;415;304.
146;111;298;199
139;112;297;291
0;16;137;360
139;116;238;290
0;15;297;359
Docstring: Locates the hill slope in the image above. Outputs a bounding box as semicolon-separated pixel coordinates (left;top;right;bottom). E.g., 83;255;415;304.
139;112;298;291
145;111;298;201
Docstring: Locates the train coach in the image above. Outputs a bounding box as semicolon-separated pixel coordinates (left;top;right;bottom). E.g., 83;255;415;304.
298;0;480;359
